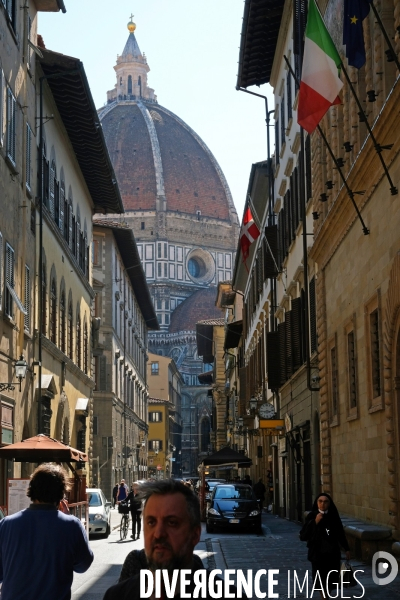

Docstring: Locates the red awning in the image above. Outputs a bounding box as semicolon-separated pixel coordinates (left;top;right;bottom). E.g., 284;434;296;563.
0;434;87;463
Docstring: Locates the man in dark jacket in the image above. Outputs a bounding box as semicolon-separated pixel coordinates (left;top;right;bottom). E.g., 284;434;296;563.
253;478;266;511
124;482;142;539
103;480;242;600
0;463;93;600
112;483;118;508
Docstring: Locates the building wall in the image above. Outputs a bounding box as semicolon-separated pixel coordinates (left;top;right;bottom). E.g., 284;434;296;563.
92;226;149;498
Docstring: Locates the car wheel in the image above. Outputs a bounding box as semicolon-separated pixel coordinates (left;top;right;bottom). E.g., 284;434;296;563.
105;523;111;538
206;521;214;534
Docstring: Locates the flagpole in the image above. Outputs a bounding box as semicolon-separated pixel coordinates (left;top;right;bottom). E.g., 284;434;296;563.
368;1;400;72
339;61;398;196
284;56;370;235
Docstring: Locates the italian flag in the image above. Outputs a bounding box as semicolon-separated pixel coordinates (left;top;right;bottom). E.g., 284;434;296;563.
297;0;343;134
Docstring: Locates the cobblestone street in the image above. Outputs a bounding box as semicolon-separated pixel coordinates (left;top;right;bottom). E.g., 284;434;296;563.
71;509;400;599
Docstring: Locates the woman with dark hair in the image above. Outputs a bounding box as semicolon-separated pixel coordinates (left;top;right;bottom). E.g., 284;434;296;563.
299;493;350;598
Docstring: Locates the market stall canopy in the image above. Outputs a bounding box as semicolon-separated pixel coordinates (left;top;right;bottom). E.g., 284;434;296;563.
202;446;252;468
0;434;88;463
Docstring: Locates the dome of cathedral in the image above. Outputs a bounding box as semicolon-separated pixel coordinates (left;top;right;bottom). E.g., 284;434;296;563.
169;287;222;334
99;25;238;226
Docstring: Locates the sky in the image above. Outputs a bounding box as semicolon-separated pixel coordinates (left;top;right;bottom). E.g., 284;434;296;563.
39;1;274;221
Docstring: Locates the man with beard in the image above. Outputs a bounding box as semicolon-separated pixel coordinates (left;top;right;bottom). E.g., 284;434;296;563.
103;480;240;600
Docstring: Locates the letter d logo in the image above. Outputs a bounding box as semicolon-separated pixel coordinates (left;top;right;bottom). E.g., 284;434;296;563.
372;551;398;586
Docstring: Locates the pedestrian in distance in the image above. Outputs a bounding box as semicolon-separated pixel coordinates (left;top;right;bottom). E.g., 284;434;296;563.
112;483;119;508
253;477;266;511
103;479;243;600
299;493;350;599
125;482;142;539
0;463;93;600
241;474;252;486
116;479;129;504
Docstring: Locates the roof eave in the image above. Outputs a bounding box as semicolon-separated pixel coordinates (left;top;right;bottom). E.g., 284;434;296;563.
38;49;124;215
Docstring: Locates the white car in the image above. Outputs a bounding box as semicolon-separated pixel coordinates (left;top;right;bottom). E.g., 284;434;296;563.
87;488;111;538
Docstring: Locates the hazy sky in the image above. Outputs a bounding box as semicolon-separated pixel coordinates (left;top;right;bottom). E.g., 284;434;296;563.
39;1;274;221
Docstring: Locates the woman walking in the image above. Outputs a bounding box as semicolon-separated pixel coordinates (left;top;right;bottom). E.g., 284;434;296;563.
300;493;350;598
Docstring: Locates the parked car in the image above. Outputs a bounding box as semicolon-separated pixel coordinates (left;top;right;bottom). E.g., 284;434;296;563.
206;484;262;534
87;488;111;538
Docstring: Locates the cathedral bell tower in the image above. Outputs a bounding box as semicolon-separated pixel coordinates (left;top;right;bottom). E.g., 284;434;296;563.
106;16;157;104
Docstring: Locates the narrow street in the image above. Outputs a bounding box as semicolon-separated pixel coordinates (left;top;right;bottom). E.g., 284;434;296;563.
72;510;400;600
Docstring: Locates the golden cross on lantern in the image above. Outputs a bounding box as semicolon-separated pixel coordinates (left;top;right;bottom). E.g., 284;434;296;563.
129;13;134;21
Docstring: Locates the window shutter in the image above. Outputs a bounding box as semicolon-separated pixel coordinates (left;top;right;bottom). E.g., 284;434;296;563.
59;184;65;233
256;248;263;293
287;72;292;121
5;243;14;286
266;331;281;390
44;160;50;207
275;120;280;165
280;95;285;144
25;124;31;189
291;298;302;372
239;366;247;414
305;135;312;203
49;162;56;216
24;265;30;332
76;220;80;261
54;180;60;226
0;70;4;147
285;310;293;379
309;277;317;353
0;232;3;310
278;322;286;385
7;88;16;164
264;225;279;278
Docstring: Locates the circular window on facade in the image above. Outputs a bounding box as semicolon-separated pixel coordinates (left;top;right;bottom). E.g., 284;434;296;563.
186;248;215;285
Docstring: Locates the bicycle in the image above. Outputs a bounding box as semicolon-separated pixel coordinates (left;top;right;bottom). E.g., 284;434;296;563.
118;502;130;541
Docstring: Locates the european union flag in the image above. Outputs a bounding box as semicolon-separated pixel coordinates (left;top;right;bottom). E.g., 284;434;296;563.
343;0;370;68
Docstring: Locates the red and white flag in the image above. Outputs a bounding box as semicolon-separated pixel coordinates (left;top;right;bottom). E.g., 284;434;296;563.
240;207;260;261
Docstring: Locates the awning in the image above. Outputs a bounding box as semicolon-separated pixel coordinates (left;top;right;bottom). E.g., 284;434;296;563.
0;434;87;462
75;398;89;415
35;374;57;397
224;320;243;350
202;446;252;468
6;283;27;315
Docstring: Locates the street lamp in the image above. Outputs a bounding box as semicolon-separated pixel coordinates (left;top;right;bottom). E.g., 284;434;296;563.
0;355;28;393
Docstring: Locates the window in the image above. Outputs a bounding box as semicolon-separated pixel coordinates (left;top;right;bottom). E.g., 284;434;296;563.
347;330;357;410
128;75;132;94
24;265;30;332
76;312;81;368
287;72;292;121
27;13;32;69
93;239;100;266
83;319;88;374
149;411;162;422
41;264;47;335
165;313;170;325
365;293;383;410
0;70;4;147
59;180;65;234
1;402;14;445
60;290;66;353
49;159;56;217
141;222;145;230
370;310;381;399
148;440;162;451
151;362;159;375
49;278;57;344
5;243;14;318
4;0;16;29
67;300;73;360
6;86;16;165
26;124;32;190
327;335;339;424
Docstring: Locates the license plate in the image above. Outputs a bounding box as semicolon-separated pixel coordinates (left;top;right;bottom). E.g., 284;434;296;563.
229;519;240;524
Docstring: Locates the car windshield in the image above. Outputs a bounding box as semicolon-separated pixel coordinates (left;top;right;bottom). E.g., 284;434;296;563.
88;492;102;507
214;486;254;500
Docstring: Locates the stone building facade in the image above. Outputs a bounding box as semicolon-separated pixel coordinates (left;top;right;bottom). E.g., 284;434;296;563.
92;221;157;499
98;18;239;473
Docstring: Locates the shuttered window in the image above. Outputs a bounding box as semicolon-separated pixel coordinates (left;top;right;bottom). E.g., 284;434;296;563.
50;278;57;344
41;265;47;335
0;70;4;147
76;313;81;369
305;135;312;203
264;226;279;278
26;123;32;190
84;320;88;374
330;346;338;417
309;277;317;353
286;72;292;121
59;182;65;234
275;120;280;165
49;160;56;217
267;331;281;390
6;87;16;165
293;0;307;87
68;300;73;360
5;243;14;317
347;331;357;408
291;297;303;372
60;291;66;353
278;322;286;386
24;265;30;332
280;95;285;145
370;309;381;398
